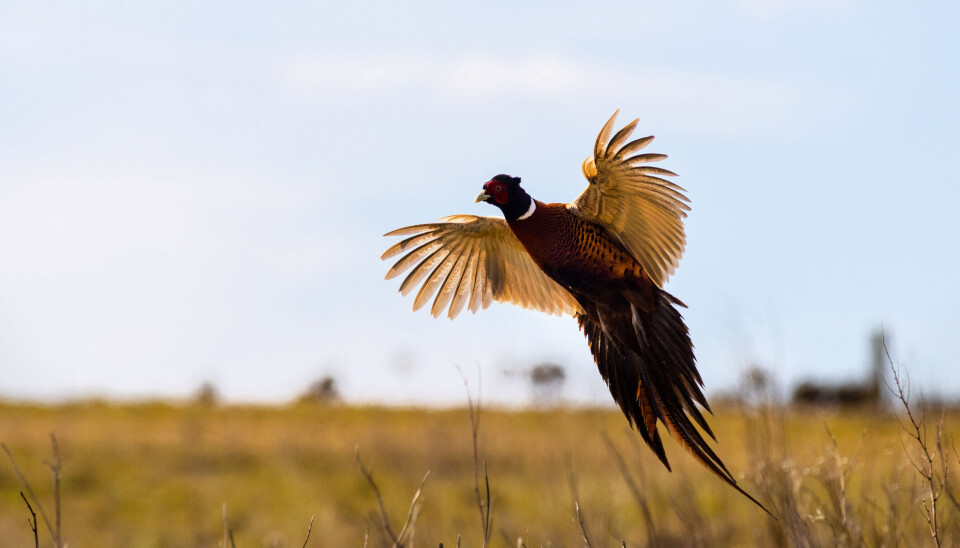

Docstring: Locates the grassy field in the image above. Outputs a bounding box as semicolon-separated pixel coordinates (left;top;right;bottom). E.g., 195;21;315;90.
0;397;958;547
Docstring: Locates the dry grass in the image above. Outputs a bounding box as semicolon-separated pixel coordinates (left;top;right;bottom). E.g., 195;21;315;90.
0;394;958;546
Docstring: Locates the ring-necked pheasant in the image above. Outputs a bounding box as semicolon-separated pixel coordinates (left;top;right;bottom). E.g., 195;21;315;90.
381;111;770;514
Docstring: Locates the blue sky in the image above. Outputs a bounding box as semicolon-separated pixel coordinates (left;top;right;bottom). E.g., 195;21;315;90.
1;1;957;404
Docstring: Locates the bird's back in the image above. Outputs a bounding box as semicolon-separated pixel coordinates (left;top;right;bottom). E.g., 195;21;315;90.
507;201;655;302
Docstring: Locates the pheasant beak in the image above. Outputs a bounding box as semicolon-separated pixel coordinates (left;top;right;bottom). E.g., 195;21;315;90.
474;190;490;203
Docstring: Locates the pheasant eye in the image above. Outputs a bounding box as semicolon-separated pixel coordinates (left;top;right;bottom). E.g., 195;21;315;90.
495;185;503;192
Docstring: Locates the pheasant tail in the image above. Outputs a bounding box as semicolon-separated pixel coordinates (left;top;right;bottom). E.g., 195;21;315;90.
577;288;774;517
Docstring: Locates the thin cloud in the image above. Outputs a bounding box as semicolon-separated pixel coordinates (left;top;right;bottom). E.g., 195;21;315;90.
277;51;833;137
732;0;861;18
0;172;357;398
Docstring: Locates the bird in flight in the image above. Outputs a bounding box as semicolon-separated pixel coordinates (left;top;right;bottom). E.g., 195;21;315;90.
381;111;770;514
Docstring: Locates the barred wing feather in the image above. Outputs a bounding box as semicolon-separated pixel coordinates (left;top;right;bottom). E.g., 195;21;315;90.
569;110;690;288
382;215;580;319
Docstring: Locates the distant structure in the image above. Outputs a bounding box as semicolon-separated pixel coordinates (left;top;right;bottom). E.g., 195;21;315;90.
792;329;887;409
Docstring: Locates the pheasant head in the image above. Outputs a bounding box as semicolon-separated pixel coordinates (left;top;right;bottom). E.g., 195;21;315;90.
474;174;534;221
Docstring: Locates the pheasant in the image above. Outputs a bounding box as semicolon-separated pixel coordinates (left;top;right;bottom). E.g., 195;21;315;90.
381;111;770;514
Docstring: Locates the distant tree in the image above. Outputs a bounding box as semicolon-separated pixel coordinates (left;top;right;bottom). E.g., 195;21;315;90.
739;364;778;407
193;381;219;407
529;362;565;407
298;375;341;404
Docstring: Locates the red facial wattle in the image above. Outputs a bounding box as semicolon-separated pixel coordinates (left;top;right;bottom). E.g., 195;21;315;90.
485;181;509;204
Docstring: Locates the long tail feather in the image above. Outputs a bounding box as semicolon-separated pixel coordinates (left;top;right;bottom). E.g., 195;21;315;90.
577;289;774;517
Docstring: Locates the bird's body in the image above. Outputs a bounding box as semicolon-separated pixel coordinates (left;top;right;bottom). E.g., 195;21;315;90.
509;201;654;296
382;111;771;514
507;199;704;472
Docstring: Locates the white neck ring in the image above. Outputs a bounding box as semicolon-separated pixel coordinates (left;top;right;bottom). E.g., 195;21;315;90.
517;199;536;220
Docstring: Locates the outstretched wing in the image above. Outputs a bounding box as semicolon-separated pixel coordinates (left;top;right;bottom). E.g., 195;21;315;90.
569;110;690;288
382;214;580;319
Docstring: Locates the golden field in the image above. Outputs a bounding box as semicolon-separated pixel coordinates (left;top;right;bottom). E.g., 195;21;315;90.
0;399;957;547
